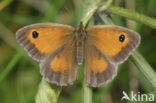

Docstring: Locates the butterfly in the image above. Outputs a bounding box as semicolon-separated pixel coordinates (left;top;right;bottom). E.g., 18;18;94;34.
16;22;140;87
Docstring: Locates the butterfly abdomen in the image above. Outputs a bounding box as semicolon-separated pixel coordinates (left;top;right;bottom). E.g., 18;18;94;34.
76;41;83;65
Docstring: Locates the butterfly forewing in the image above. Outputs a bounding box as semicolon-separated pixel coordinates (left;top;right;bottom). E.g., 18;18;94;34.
86;25;140;63
16;23;75;61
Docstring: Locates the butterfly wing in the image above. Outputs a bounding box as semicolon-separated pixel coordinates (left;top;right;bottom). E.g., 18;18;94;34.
86;25;140;63
16;23;77;86
84;25;140;87
40;39;78;86
84;41;117;87
16;23;75;61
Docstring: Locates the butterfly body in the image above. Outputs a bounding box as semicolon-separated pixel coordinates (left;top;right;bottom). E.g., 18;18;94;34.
16;22;140;87
74;22;87;65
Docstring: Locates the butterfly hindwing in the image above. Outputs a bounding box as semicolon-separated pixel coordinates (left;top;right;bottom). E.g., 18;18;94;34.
40;39;78;86
84;41;117;87
16;23;75;61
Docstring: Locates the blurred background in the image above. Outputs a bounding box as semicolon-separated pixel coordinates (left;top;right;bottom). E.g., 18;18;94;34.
0;0;156;103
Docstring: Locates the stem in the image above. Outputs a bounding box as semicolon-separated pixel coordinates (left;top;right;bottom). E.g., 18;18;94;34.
81;0;114;102
82;6;98;26
83;82;92;103
98;0;114;12
107;6;156;29
82;0;114;26
81;1;114;102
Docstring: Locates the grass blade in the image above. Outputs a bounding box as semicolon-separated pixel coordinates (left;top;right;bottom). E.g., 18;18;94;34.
0;50;23;83
130;51;156;90
107;6;156;29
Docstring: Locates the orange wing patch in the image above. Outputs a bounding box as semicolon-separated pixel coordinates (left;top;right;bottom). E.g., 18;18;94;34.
27;26;74;54
84;42;108;74
48;39;76;73
50;51;70;73
87;26;130;57
16;23;75;60
89;53;108;74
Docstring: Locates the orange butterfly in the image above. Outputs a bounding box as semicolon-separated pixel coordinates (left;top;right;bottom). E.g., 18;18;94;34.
16;22;140;87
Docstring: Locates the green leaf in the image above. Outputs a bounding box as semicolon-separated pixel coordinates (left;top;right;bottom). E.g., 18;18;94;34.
35;79;62;103
108;6;156;29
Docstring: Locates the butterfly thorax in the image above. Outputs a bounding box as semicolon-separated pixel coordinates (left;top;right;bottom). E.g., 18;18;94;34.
76;22;86;40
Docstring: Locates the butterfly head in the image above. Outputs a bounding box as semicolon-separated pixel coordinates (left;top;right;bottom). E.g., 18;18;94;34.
75;22;87;40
